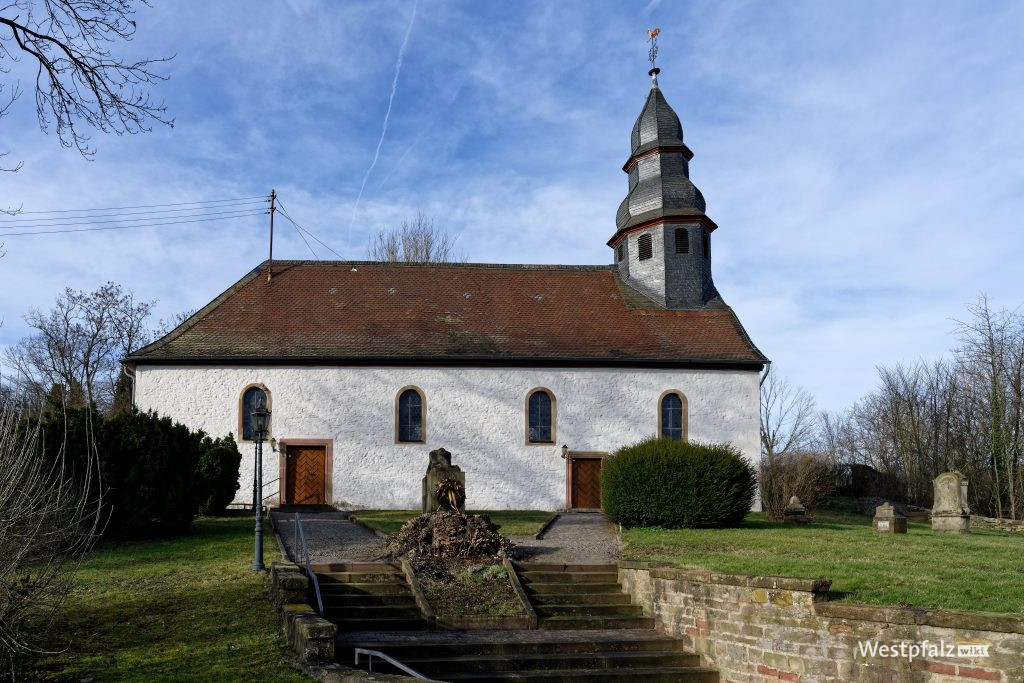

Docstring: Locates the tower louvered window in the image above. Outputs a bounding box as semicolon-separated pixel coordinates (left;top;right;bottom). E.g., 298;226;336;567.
674;227;690;254
617;244;625;261
702;230;710;259
637;233;653;261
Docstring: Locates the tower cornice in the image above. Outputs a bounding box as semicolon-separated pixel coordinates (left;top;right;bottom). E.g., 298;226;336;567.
607;213;718;249
622;143;694;172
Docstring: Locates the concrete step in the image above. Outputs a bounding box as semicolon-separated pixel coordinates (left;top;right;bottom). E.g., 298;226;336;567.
524;582;623;595
438;667;719;682
316;571;404;584
331;617;430;631
324;605;422;620
318;582;411;595
312;562;400;573
320;593;417;607
337;633;688;659
520;572;619;584
403;650;702;675
539;616;655;630
514;563;617;573
535;604;645;618
528;592;631;606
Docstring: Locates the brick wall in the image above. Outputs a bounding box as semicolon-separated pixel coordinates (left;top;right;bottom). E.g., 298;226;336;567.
619;562;1023;683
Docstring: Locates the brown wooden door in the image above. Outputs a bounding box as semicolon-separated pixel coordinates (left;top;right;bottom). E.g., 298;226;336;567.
571;458;602;509
285;446;326;505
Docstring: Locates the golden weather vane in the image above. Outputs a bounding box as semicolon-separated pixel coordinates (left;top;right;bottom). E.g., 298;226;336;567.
647;27;661;70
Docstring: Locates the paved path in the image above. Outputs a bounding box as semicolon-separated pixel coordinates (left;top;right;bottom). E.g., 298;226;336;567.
509;511;620;564
271;510;387;563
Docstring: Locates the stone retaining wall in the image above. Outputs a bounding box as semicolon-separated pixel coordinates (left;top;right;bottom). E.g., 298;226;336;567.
619;562;1023;683
970;516;1024;533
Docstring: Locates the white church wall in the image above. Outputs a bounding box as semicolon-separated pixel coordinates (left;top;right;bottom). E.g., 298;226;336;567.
133;364;760;510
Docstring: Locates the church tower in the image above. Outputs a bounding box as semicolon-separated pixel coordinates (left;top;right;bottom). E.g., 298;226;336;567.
609;65;719;310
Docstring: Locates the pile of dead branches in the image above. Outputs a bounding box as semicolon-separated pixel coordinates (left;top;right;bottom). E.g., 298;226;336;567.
387;510;516;573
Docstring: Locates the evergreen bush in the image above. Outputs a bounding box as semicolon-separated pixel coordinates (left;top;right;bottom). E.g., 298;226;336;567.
197;434;242;515
601;437;756;528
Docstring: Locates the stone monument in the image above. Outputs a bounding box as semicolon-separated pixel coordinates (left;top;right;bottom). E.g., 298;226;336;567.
783;496;809;524
931;471;970;533
873;502;907;534
421;447;466;513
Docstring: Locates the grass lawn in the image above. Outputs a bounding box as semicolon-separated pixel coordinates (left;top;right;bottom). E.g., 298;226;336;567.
352;509;555;537
33;516;308;682
623;510;1024;614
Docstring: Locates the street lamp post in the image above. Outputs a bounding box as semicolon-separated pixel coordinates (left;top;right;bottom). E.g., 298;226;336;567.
251;396;270;571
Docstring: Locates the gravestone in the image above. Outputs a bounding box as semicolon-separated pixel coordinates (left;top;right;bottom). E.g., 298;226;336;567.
421;447;466;513
931;471;970;534
783;495;809;524
873;502;907;534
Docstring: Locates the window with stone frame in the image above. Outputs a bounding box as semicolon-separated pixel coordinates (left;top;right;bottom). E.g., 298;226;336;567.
397;388;425;443
637;233;653;261
527;390;554;443
660;391;687;441
675;227;690;254
240;385;270;441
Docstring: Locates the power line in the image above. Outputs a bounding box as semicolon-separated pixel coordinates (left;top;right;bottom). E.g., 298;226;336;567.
276;201;345;259
0;210;268;237
0;206;268;231
0;199;268;224
6;195;269;215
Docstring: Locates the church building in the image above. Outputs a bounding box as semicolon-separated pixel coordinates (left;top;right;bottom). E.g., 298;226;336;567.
126;66;767;511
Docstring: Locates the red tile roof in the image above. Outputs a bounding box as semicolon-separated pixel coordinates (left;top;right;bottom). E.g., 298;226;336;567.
127;261;766;368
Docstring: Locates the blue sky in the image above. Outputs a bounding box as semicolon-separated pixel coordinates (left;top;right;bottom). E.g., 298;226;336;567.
1;0;1023;412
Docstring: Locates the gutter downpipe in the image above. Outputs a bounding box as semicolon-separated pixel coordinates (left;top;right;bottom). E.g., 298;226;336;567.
121;364;136;407
759;359;772;387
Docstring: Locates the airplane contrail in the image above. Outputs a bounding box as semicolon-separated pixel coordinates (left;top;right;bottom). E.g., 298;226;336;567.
348;0;419;235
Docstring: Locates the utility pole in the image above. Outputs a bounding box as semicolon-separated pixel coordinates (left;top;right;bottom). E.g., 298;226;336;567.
267;188;276;282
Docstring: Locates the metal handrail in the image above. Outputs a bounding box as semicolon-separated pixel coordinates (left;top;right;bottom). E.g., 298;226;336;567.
354;648;427;679
294;512;324;616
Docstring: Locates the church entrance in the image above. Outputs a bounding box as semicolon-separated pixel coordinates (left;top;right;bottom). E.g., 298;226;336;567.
283;443;328;505
567;453;606;509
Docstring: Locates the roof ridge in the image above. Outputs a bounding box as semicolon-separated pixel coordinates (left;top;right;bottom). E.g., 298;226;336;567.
253;260;617;271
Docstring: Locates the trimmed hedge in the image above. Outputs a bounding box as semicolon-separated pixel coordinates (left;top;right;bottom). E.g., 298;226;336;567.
601;437;756;528
197;433;243;515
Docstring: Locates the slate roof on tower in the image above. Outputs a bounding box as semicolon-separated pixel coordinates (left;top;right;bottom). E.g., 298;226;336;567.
614;70;711;237
125;261;766;368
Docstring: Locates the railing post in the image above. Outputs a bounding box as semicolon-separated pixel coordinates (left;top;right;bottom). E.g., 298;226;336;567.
293;512;299;564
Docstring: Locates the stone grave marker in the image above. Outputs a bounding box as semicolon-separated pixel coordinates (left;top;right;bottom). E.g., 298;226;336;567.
783;495;809;524
931;471;970;533
421;447;466;513
873;502;907;534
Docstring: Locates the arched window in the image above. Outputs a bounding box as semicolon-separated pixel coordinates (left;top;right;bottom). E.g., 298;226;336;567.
526;389;556;444
239;384;271;441
659;391;688;441
674;227;690;254
637;233;653;261
396;387;425;443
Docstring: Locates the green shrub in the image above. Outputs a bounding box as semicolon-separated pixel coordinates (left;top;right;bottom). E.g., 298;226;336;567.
101;409;204;535
601;437;756;528
197;433;242;515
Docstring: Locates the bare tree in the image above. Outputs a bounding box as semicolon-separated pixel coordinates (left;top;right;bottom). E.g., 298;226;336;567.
760;370;818;461
367;212;465;263
0;0;172;165
0;396;102;674
4;282;155;411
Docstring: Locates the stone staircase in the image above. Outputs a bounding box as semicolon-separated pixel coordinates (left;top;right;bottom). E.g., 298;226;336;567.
313;562;429;631
334;561;716;681
336;630;718;682
516;563;654;630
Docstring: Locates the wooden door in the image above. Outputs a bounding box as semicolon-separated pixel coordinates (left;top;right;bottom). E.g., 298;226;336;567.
285;446;326;505
571;458;602;509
